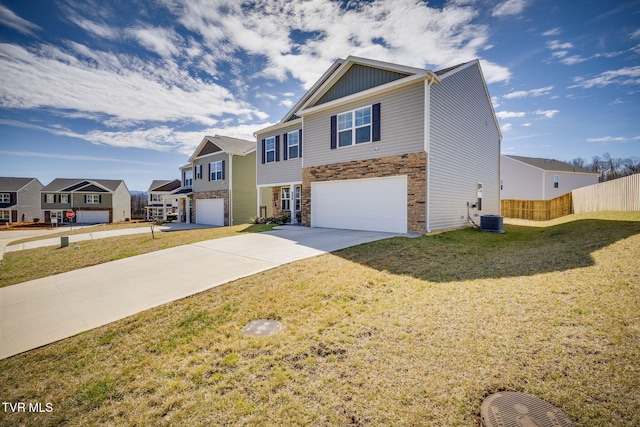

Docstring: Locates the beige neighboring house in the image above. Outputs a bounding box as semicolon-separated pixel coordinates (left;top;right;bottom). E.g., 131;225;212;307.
256;56;501;234
501;155;600;200
145;179;181;220
0;177;43;223
187;135;257;226
41;178;131;224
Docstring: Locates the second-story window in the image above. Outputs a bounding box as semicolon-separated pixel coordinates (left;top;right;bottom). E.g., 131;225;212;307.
287;131;299;159
554;175;559;188
0;193;10;203
86;194;100;204
184;170;193;187
266;137;276;163
195;165;202;180
60;194;69;203
46;194;55;203
210;161;224;181
338;106;371;147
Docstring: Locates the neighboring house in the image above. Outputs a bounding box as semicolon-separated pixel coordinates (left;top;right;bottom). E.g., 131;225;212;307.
501;155;600;200
145;179;181;220
187;135;257;226
0;177;43;223
255;56;501;234
41;178;131;224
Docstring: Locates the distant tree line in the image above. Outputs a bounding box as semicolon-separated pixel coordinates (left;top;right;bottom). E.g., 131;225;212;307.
131;192;147;219
567;153;640;182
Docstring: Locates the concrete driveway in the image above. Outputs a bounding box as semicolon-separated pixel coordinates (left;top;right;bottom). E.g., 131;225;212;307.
0;226;399;359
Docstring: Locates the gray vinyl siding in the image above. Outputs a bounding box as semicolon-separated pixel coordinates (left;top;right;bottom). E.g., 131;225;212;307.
315;64;409;105
193;152;230;192
16;179;42;221
231;152;257;224
428;61;501;231
256;122;303;186
303;82;425;168
112;182;131;221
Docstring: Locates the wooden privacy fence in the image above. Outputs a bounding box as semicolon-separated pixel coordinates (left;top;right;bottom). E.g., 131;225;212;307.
572;173;640;213
501;193;573;221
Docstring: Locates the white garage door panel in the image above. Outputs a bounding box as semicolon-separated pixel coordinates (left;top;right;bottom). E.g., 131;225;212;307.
311;176;407;233
196;199;224;226
76;210;109;223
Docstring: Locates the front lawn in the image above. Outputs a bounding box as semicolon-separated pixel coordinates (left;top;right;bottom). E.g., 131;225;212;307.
0;211;638;426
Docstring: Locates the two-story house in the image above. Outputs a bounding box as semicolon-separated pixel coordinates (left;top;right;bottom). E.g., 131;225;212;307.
145;179;181;220
41;178;131;224
186;135;257;226
256;56;501;234
0;177;43;223
500;155;600;200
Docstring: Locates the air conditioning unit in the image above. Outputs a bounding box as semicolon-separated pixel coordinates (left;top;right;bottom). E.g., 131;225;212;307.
480;215;504;233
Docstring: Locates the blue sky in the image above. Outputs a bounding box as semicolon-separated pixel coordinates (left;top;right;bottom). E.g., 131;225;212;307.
0;0;638;191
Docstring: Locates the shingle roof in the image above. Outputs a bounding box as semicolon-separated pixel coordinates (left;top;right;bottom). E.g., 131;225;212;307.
0;177;39;192
506;155;596;174
434;61;472;76
41;178;125;192
199;135;255;156
148;179;181;192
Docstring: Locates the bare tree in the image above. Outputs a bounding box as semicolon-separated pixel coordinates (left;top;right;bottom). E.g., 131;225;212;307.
567;153;639;182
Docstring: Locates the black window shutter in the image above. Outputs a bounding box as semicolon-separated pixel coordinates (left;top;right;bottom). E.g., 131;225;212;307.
299;129;303;157
261;139;266;164
99;195;102;203
208;163;211;181
283;133;288;161
221;160;225;180
372;103;381;142
275;135;280;162
330;115;337;149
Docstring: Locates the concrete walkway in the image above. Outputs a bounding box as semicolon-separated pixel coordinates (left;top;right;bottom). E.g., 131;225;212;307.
0;226;399;359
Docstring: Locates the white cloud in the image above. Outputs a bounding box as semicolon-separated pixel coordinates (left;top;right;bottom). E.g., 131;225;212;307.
491;96;500;108
0;43;266;125
280;99;294;108
543;28;561;36
503;86;554;99
492;0;527;17
127;26;182;58
522;123;532;127
534;109;559;118
630;29;640;40
586;135;640;143
501;123;512;132
570;66;640;89
0;4;41;36
547;40;573;50
496;111;525;119
0;150;156;165
69;17;119;40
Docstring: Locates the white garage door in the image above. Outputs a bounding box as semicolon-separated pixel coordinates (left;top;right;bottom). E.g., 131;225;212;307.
196;199;225;226
76;210;109;223
311;176;407;233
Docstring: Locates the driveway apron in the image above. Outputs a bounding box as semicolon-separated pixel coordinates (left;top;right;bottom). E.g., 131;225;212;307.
0;226;398;359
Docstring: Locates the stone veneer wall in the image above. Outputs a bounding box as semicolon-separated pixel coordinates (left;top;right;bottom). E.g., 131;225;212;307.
301;152;427;234
192;190;229;226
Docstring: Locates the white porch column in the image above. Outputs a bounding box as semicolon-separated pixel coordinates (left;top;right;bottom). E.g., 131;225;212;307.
186;197;191;224
290;184;297;224
162;198;167;220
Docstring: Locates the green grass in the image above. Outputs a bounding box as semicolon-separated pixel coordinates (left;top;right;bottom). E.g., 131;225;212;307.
0;223;274;287
0;211;638;426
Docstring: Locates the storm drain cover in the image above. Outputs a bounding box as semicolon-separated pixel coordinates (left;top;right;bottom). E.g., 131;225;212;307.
481;391;574;427
242;319;282;336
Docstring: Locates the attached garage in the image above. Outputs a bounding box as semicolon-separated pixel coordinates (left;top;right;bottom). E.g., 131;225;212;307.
196;198;225;226
76;210;110;224
311;176;408;233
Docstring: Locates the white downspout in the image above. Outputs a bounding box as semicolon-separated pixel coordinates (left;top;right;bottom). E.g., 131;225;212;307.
425;78;432;233
228;154;233;226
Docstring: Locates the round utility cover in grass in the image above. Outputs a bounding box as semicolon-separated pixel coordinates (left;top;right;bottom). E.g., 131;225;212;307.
242;319;282;336
481;391;574;427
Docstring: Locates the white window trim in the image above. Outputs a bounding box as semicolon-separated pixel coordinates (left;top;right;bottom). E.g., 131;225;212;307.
0;193;10;203
184;170;193;187
210;160;223;181
295;186;301;212
46;194;55;203
86;194;100;204
281;187;291;211
554;175;559;188
265;136;276;163
60;194;69;203
337;105;372;148
195;164;202;180
287;131;299;159
0;210;10;220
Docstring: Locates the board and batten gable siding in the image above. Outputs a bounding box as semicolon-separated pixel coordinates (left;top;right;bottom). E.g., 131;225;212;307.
231;151;257;224
315;64;410;106
256;121;303;186
429;61;500;231
303;81;425;168
500;156;543;200
192;152;230;193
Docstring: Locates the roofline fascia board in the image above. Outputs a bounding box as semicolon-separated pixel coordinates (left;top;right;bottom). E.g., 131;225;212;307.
297;73;438;117
257;181;302;188
15;178;38;192
255;118;302;136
